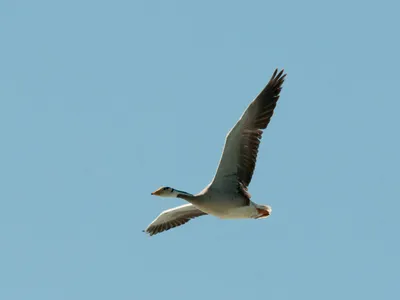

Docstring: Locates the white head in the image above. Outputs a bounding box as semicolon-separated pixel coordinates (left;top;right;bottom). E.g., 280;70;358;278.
151;186;180;198
151;186;194;198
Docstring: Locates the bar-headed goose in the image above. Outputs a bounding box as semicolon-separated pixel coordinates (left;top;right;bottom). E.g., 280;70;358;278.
145;69;286;236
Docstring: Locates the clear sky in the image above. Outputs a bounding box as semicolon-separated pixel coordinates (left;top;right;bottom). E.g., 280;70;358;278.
1;0;399;299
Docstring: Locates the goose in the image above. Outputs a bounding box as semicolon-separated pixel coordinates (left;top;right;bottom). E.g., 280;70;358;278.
144;69;286;236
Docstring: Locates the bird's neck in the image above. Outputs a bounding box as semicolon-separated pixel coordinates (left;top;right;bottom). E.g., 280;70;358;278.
174;189;195;201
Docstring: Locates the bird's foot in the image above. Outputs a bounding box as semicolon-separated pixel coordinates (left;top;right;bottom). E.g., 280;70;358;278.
254;207;271;219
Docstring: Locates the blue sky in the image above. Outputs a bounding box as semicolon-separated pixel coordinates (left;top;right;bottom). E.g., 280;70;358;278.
1;0;399;299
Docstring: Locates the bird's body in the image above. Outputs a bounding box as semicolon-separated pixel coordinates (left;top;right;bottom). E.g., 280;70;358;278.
145;69;286;236
180;188;259;219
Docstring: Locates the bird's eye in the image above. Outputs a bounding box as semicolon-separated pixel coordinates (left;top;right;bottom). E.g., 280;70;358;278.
163;187;168;190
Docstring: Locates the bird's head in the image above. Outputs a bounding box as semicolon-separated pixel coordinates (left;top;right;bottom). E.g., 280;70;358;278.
151;186;177;197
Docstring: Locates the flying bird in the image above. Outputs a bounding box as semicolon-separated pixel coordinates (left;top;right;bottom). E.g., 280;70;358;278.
145;69;286;236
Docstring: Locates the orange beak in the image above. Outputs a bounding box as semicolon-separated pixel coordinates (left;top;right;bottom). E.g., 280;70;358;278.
151;188;162;196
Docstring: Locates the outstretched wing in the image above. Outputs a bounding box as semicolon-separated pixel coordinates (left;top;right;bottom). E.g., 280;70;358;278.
144;204;207;236
210;69;286;194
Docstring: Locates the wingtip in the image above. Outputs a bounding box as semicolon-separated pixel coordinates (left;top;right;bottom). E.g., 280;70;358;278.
277;68;285;76
143;230;152;237
271;68;286;81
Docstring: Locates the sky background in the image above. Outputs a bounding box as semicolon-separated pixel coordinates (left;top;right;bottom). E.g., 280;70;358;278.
1;0;399;299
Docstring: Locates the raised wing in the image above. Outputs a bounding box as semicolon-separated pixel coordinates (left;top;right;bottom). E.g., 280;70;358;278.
210;69;286;195
144;204;207;236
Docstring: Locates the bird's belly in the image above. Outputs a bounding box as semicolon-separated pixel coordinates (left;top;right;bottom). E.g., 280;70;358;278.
195;200;258;219
218;205;258;219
